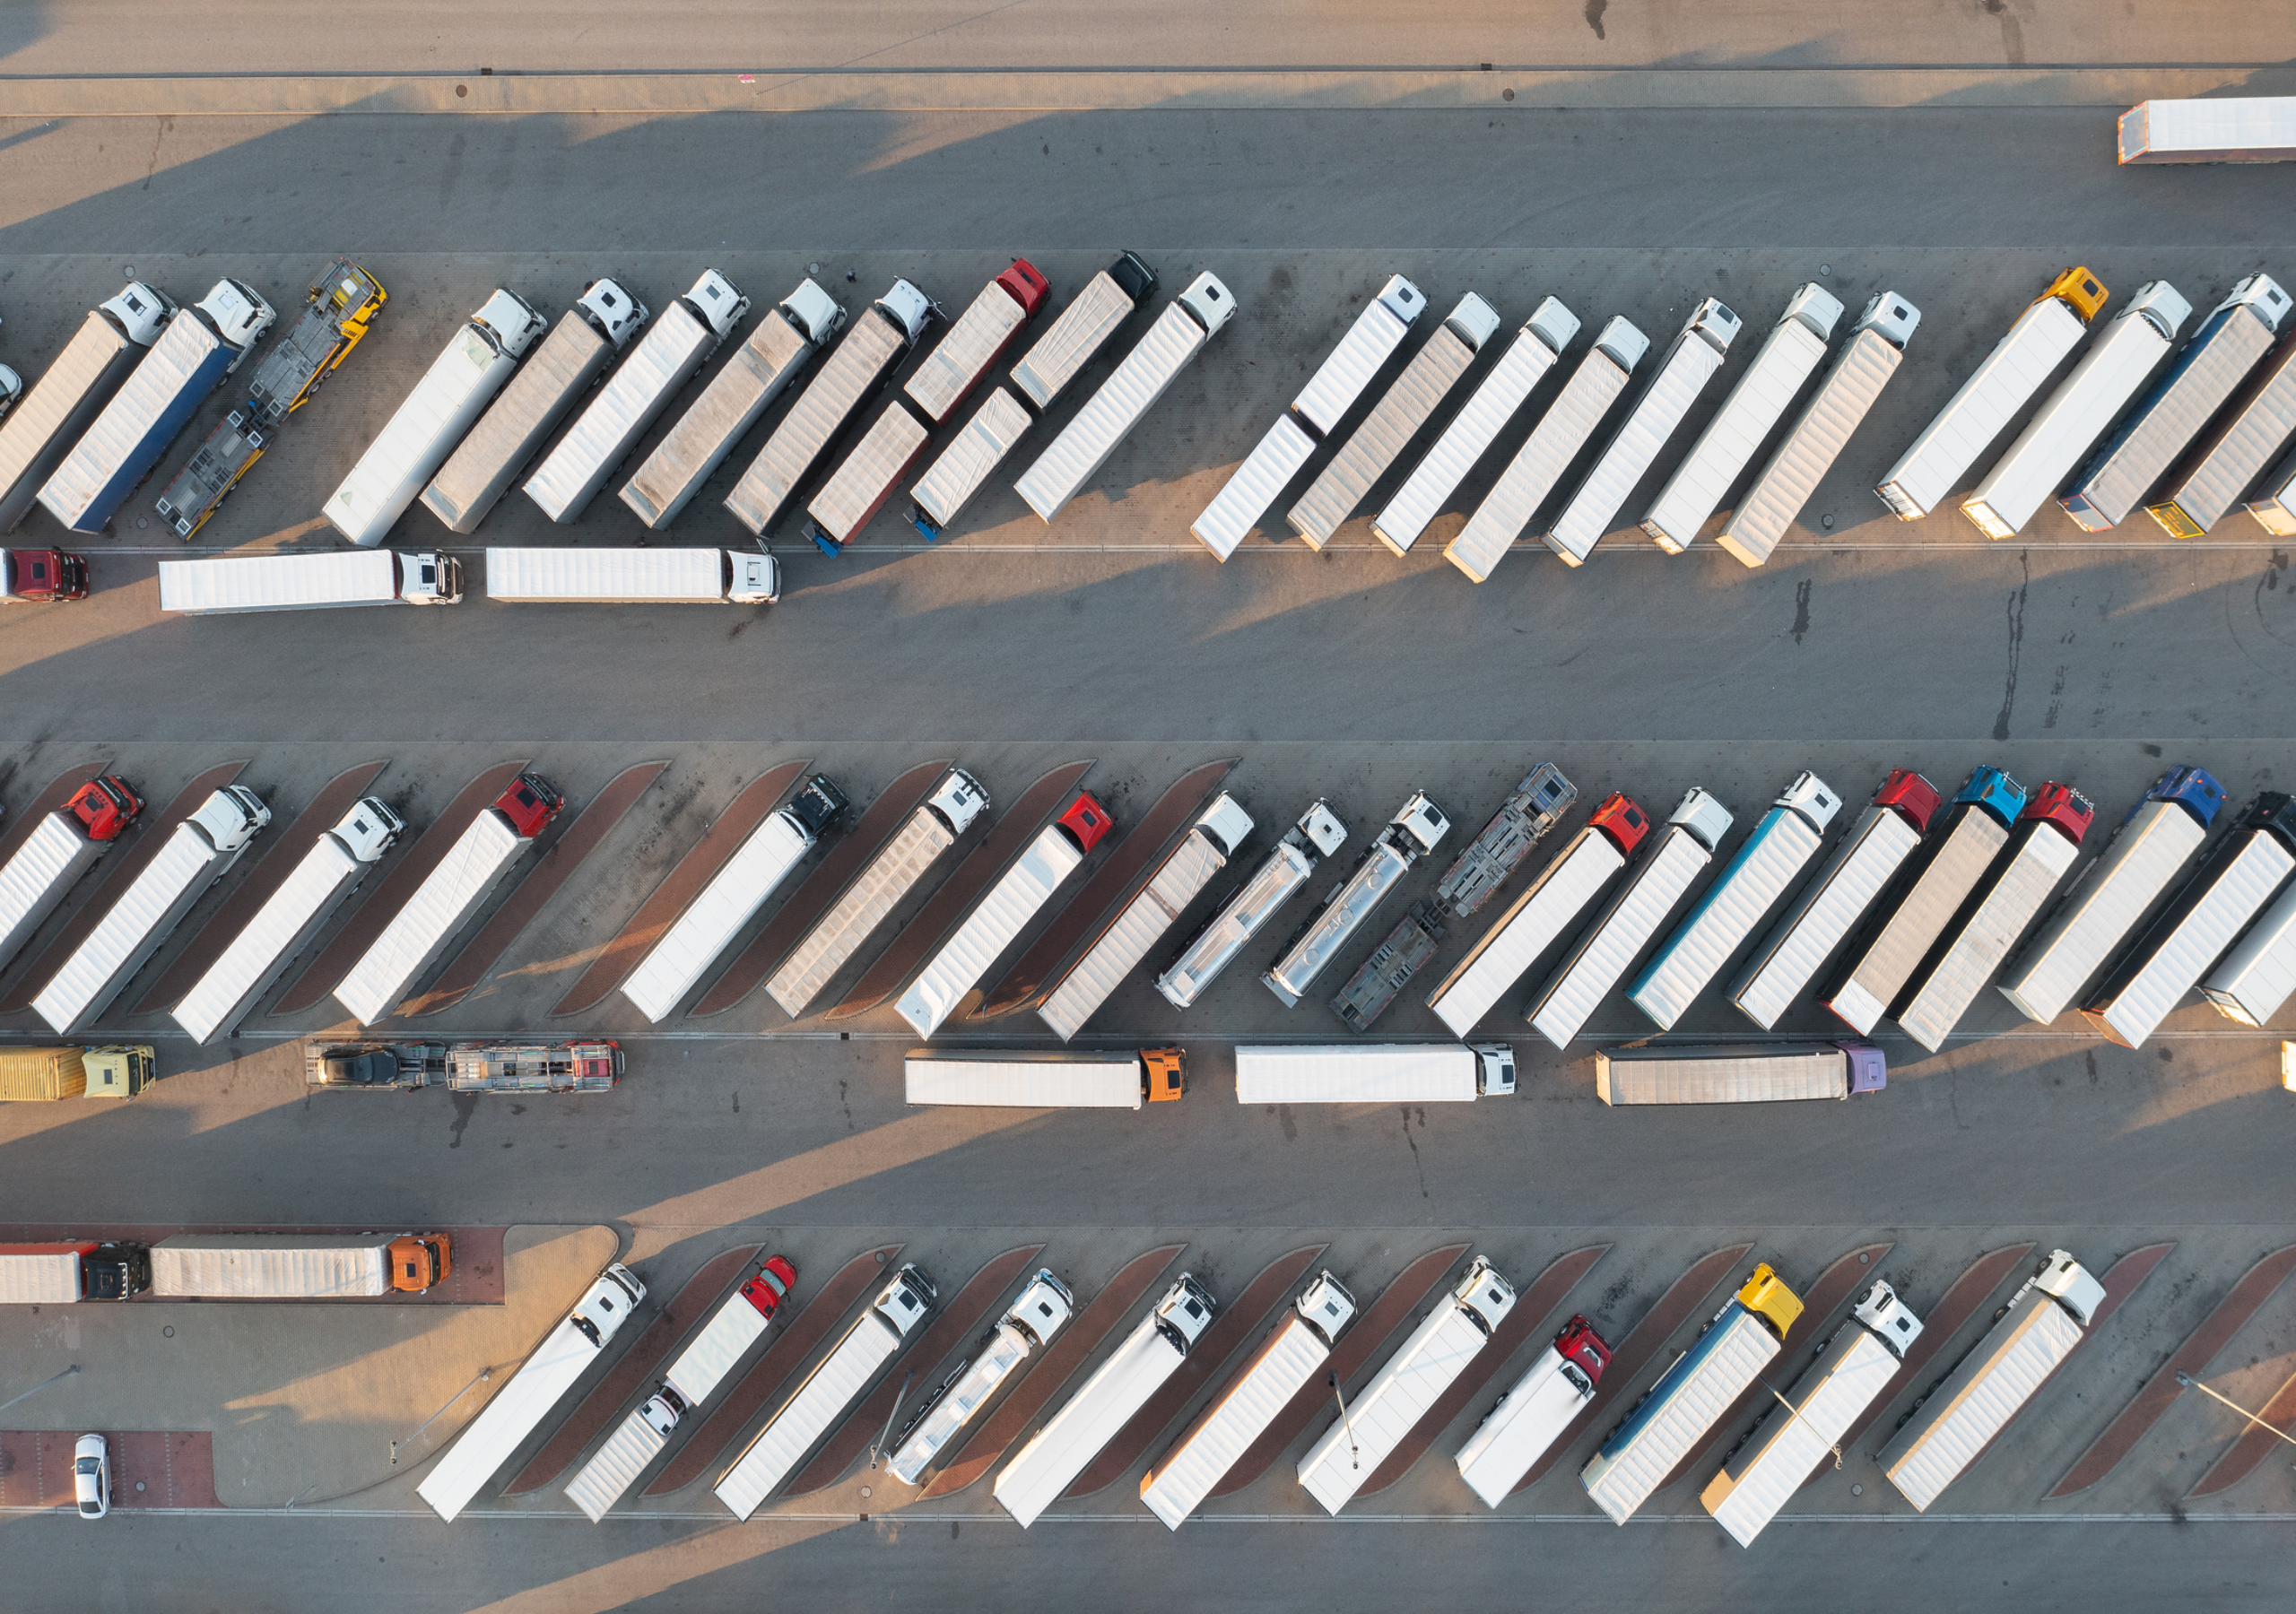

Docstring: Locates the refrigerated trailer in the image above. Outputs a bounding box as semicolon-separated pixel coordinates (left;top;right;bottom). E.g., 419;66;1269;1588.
1718;291;1919;568
1264;792;1449;1008
1140;1271;1356;1528
484;547;778;604
2201;853;2296;1027
1432;762;1578;919
1454;1315;1612;1507
902;1046;1184;1108
1643;284;1843;551
1874;267;2108;521
1191;274;1425;560
1593;1040;1885;1105
0;282;171;533
767;768;988;1018
159;549;459;612
2147;334;2296;536
1547;297;1741;565
2118;97;2296;164
0;1240;149;1303
889;1271;1074;1487
0;776;144;975
151;1231;448;1298
621;776;848;1024
1157;800;1347;1010
422;278;648;533
1233;1042;1515;1104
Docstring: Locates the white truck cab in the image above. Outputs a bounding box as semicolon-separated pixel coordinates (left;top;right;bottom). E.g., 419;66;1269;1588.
878;279;937;343
2035;1248;2106;1326
726;550;779;604
1778;771;1844;829
335;796;405;863
101;282;174;345
1857;290;1924;348
1456;1255;1519;1332
784;280;848;343
402;551;461;603
683;269;752;340
1394;791;1451;853
197;280;278;367
194;785;273;853
1154;1273;1218;1347
1296;1270;1359;1338
1853;1278;1924;1354
1179;273;1236;336
1593;315;1652;370
1011;1271;1077;1343
578;278;650;347
1471;1042;1518;1096
473;288;549;360
927;768;992;833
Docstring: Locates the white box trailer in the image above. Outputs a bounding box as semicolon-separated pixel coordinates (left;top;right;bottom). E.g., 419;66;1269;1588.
1961;282;2191;540
0;1242;148;1305
172;797;404;1044
151;1233;395;1298
1701;1280;1922;1545
1191;274;1425;560
1454;1315;1613;1508
1447;317;1648;583
1373;299;1579;555
1530;789;1732;1050
2119;96;2296;164
1158;801;1348;1010
621;776;847;1024
1299;1258;1515;1514
0;283;172;533
1288;295;1501;550
1015;273;1236;524
484;546;778;604
420;1263;646;1522
1039;794;1253;1041
1593;1040;1886;1105
2062;275;2291;531
34;787;271;1035
1874;268;2106;521
1141;1271;1355;1529
326;290;545;546
2202;858;2296;1027
716;1264;935;1521
1548;297;1742;565
1644;284;1842;551
0;797;135;976
897;794;1114;1037
889;1271;1074;1487
1881;1252;2102;1512
619;281;844;530
420;279;648;533
725;280;934;535
2148;335;2296;536
1264;792;1449;1007
2254;447;2296;535
767;769;988;1018
1719;291;1919;568
1631;774;1841;1029
1233;1042;1515;1105
995;1274;1215;1529
902;1048;1175;1109
158;550;461;613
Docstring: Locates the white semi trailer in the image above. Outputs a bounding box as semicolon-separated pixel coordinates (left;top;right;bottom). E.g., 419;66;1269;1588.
158;550;461;612
0;776;144;976
1592;1040;1886;1105
902;1047;1183;1109
1157;801;1347;1010
889;1271;1074;1487
484;547;779;604
1454;1315;1613;1507
2118;96;2296;164
0;282;172;533
1232;1043;1516;1104
2148;336;2296;537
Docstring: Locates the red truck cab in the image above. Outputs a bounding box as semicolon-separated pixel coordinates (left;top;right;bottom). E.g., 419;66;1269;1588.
997;259;1053;317
2022;782;2097;841
1055;792;1115;855
2;548;90;603
739;1254;799;1318
1874;768;1944;832
493;770;565;838
1586;792;1649;856
1554;1314;1613;1386
67;777;144;842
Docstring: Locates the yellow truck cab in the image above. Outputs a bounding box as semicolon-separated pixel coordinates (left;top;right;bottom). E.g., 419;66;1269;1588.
1736;1263;1805;1340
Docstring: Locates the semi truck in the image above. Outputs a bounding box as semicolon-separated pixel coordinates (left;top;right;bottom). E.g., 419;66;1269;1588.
1140;1271;1357;1528
725;279;935;536
2148;335;2296;537
897;794;1114;1037
1643;284;1843;551
909;253;1158;540
333;772;562;1025
1547;297;1742;565
714;1264;937;1521
1432;762;1579;919
326;288;546;546
1592;1040;1885;1105
564;1255;796;1522
1961;282;2192;540
484;547;779;605
1447;316;1648;583
158;550;461;612
0;282;172;532
1631;774;1842;1029
903;1046;1184;1108
0;1043;155;1101
1037;793;1253;1040
1874;268;2108;521
995;1274;1216;1528
155;259;390;539
804;262;1049;554
1822;768;2027;1036
526;270;748;523
1157;800;1347;1010
1529;788;1733;1050
420;1263;647;1522
621;775;848;1024
1288;294;1501;550
33;785;271;1035
0;1240;149;1302
39;280;274;534
0;546;91;603
889;1271;1075;1487
1015;272;1236;524
1581;1264;1805;1524
2083;793;2296;1047
151;1231;450;1299
172;796;404;1043
2061;275;2291;531
1190;273;1425;560
1454;1315;1613;1507
0;776;144;973
2118;96;2296;164
2201;852;2296;1027
1263;792;1449;1008
1731;769;1941;1029
1880;1251;2103;1511
1894;784;2095;1051
1329;902;1446;1033
422;277;648;533
1232;1042;1516;1104
1298;1257;1516;1514
1701;1280;1923;1545
619;279;844;530
1718;291;1920;567
1999;766;2223;1024
767;768;989;1018
1427;793;1650;1037
1372;299;1579;555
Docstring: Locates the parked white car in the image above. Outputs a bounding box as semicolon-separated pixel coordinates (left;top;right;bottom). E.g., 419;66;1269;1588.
74;1433;109;1519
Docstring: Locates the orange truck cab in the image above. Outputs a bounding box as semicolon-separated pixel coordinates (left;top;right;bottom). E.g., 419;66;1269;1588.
389;1233;453;1292
1142;1046;1185;1101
